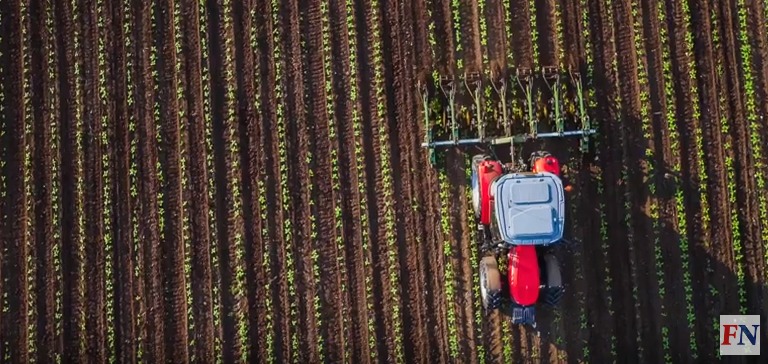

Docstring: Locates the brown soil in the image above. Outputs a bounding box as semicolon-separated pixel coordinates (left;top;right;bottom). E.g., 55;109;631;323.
3;0;768;362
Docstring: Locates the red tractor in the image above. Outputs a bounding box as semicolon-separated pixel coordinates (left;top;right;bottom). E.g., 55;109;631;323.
418;67;596;327
471;151;569;326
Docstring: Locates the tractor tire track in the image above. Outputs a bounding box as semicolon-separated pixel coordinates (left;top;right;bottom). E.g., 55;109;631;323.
179;0;215;360
719;0;765;324
30;0;57;361
327;0;373;361
53;0;86;360
276;0;319;361
380;0;428;362
302;0;347;361
206;0;246;360
613;0;661;361
155;0;189;359
130;1;165;361
107;0;137;361
688;0;730;358
661;0;700;359
232;1;269;362
485;0;508;75
81;0;107;361
0;0;29;360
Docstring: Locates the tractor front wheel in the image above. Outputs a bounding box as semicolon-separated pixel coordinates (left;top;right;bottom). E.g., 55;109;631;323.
479;256;502;310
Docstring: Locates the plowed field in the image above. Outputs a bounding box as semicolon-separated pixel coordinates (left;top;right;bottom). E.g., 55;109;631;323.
0;0;766;363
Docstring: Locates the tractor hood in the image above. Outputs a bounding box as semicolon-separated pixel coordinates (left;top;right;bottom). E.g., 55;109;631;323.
489;172;565;245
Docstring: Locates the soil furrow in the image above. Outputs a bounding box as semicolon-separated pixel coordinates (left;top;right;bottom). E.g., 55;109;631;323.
380;0;427;362
721;0;766;323
29;0;56;361
399;0;434;361
0;0;29;360
206;0;245;360
445;152;477;363
130;0;165;360
356;1;401;361
732;0;768;326
419;2;451;361
746;0;768;257
302;0;346;361
411;2;452;361
661;0;701;360
327;0;373;361
125;1;149;357
275;0;319;361
431;0;457;74
107;0;137;361
688;0;730;358
410;0;432;79
598;0;639;358
458;0;482;73
81;0;107;361
485;0;507;75
535;0;558;66
179;0;215;360
155;0;189;359
639;0;677;353
583;0;618;360
561;0;583;70
612;0;659;360
53;0;85;360
510;0;535;68
232;0;269;362
559;2;590;361
708;0;742;350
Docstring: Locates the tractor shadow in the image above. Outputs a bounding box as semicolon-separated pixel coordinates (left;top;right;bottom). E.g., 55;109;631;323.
473;158;767;363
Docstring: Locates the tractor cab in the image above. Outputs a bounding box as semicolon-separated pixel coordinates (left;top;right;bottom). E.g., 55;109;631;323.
487;172;566;246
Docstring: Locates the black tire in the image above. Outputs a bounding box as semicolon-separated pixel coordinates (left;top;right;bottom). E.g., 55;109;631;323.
479;256;502;310
542;254;563;306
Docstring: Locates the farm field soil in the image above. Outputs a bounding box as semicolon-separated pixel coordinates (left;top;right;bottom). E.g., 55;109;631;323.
0;0;766;363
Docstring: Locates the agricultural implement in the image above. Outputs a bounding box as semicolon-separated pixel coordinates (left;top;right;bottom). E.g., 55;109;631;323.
419;66;597;327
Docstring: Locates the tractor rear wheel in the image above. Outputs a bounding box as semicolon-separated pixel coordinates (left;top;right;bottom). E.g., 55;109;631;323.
479;256;502;310
471;154;490;219
542;254;563;306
